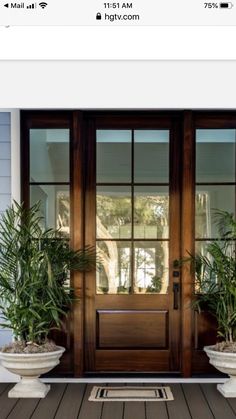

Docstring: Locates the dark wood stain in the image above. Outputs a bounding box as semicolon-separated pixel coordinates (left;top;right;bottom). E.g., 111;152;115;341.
20;110;236;377
84;113;182;373
71;111;85;377
181;111;195;378
97;310;168;348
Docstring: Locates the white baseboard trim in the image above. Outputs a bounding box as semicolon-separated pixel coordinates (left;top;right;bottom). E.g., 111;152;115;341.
0;369;227;384
0;363;227;384
42;378;227;383
0;366;20;383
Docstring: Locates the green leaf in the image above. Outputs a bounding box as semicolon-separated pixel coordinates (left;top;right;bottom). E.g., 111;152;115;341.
0;201;97;344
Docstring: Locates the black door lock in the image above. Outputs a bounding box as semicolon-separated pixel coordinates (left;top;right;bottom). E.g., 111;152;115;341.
173;283;180;310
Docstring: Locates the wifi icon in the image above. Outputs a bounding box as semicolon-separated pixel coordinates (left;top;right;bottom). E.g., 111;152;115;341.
39;2;47;8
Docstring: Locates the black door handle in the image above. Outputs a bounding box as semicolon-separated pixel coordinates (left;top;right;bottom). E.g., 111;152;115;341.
173;283;180;310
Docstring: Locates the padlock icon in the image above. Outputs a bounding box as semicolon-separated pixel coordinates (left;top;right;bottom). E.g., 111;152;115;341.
96;12;102;20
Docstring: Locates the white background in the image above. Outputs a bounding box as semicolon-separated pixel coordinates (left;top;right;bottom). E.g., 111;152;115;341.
1;27;236;59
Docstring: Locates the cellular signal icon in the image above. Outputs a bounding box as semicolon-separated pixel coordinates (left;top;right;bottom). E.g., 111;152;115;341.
39;2;47;8
27;3;36;8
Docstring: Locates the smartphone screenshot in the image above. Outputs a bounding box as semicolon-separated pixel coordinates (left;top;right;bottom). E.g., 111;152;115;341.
0;1;236;414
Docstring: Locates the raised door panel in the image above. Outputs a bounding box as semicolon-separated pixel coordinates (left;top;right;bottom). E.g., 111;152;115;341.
97;310;168;349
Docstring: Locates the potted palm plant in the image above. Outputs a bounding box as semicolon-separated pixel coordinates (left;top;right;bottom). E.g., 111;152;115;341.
0;201;96;398
190;210;236;397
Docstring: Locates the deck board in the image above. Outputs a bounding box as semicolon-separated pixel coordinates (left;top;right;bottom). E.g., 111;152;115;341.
6;398;39;419
101;383;124;419
123;384;146;419
54;383;86;419
166;384;192;419
0;383;8;396
78;384;103;419
0;386;19;419
144;383;168;419
200;383;236;419
30;383;67;419
182;384;214;419
0;382;236;419
123;398;146;419
226;397;236;415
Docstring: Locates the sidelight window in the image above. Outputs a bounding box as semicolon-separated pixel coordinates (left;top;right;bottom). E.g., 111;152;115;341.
195;129;236;288
29;128;70;236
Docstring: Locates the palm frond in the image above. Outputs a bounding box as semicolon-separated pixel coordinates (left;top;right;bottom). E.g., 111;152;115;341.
0;201;97;344
182;210;236;343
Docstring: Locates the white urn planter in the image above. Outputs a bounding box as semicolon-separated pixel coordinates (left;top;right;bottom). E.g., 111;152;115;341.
0;346;65;398
204;345;236;398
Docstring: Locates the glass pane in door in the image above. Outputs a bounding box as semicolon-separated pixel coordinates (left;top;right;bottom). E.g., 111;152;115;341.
97;186;132;239
134;130;169;183
96;241;131;294
97;130;131;183
134;186;169;239
134;241;169;294
96;128;170;296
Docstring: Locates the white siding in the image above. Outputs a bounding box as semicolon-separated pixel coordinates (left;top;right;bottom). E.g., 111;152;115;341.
0;112;12;348
0;330;12;346
0;112;11;213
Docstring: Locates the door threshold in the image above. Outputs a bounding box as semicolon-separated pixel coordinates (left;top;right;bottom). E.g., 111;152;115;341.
41;377;227;383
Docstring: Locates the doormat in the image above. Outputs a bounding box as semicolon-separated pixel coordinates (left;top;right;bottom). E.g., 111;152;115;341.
89;386;174;402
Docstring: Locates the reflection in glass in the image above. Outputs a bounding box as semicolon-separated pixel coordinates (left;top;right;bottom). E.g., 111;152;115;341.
196;186;235;238
56;191;70;235
134;186;169;239
134;241;169;294
195;241;212;263
195;241;213;294
96;130;131;183
195;192;211;239
96;241;131;294
30;129;70;183
30;185;70;236
96;186;131;239
196;129;236;182
195;240;235;294
134;130;169;183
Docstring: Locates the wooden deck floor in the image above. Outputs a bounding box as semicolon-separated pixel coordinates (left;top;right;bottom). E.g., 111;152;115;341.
1;383;236;419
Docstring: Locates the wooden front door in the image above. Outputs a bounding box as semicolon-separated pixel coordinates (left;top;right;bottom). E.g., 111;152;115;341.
84;114;182;373
20;110;236;376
